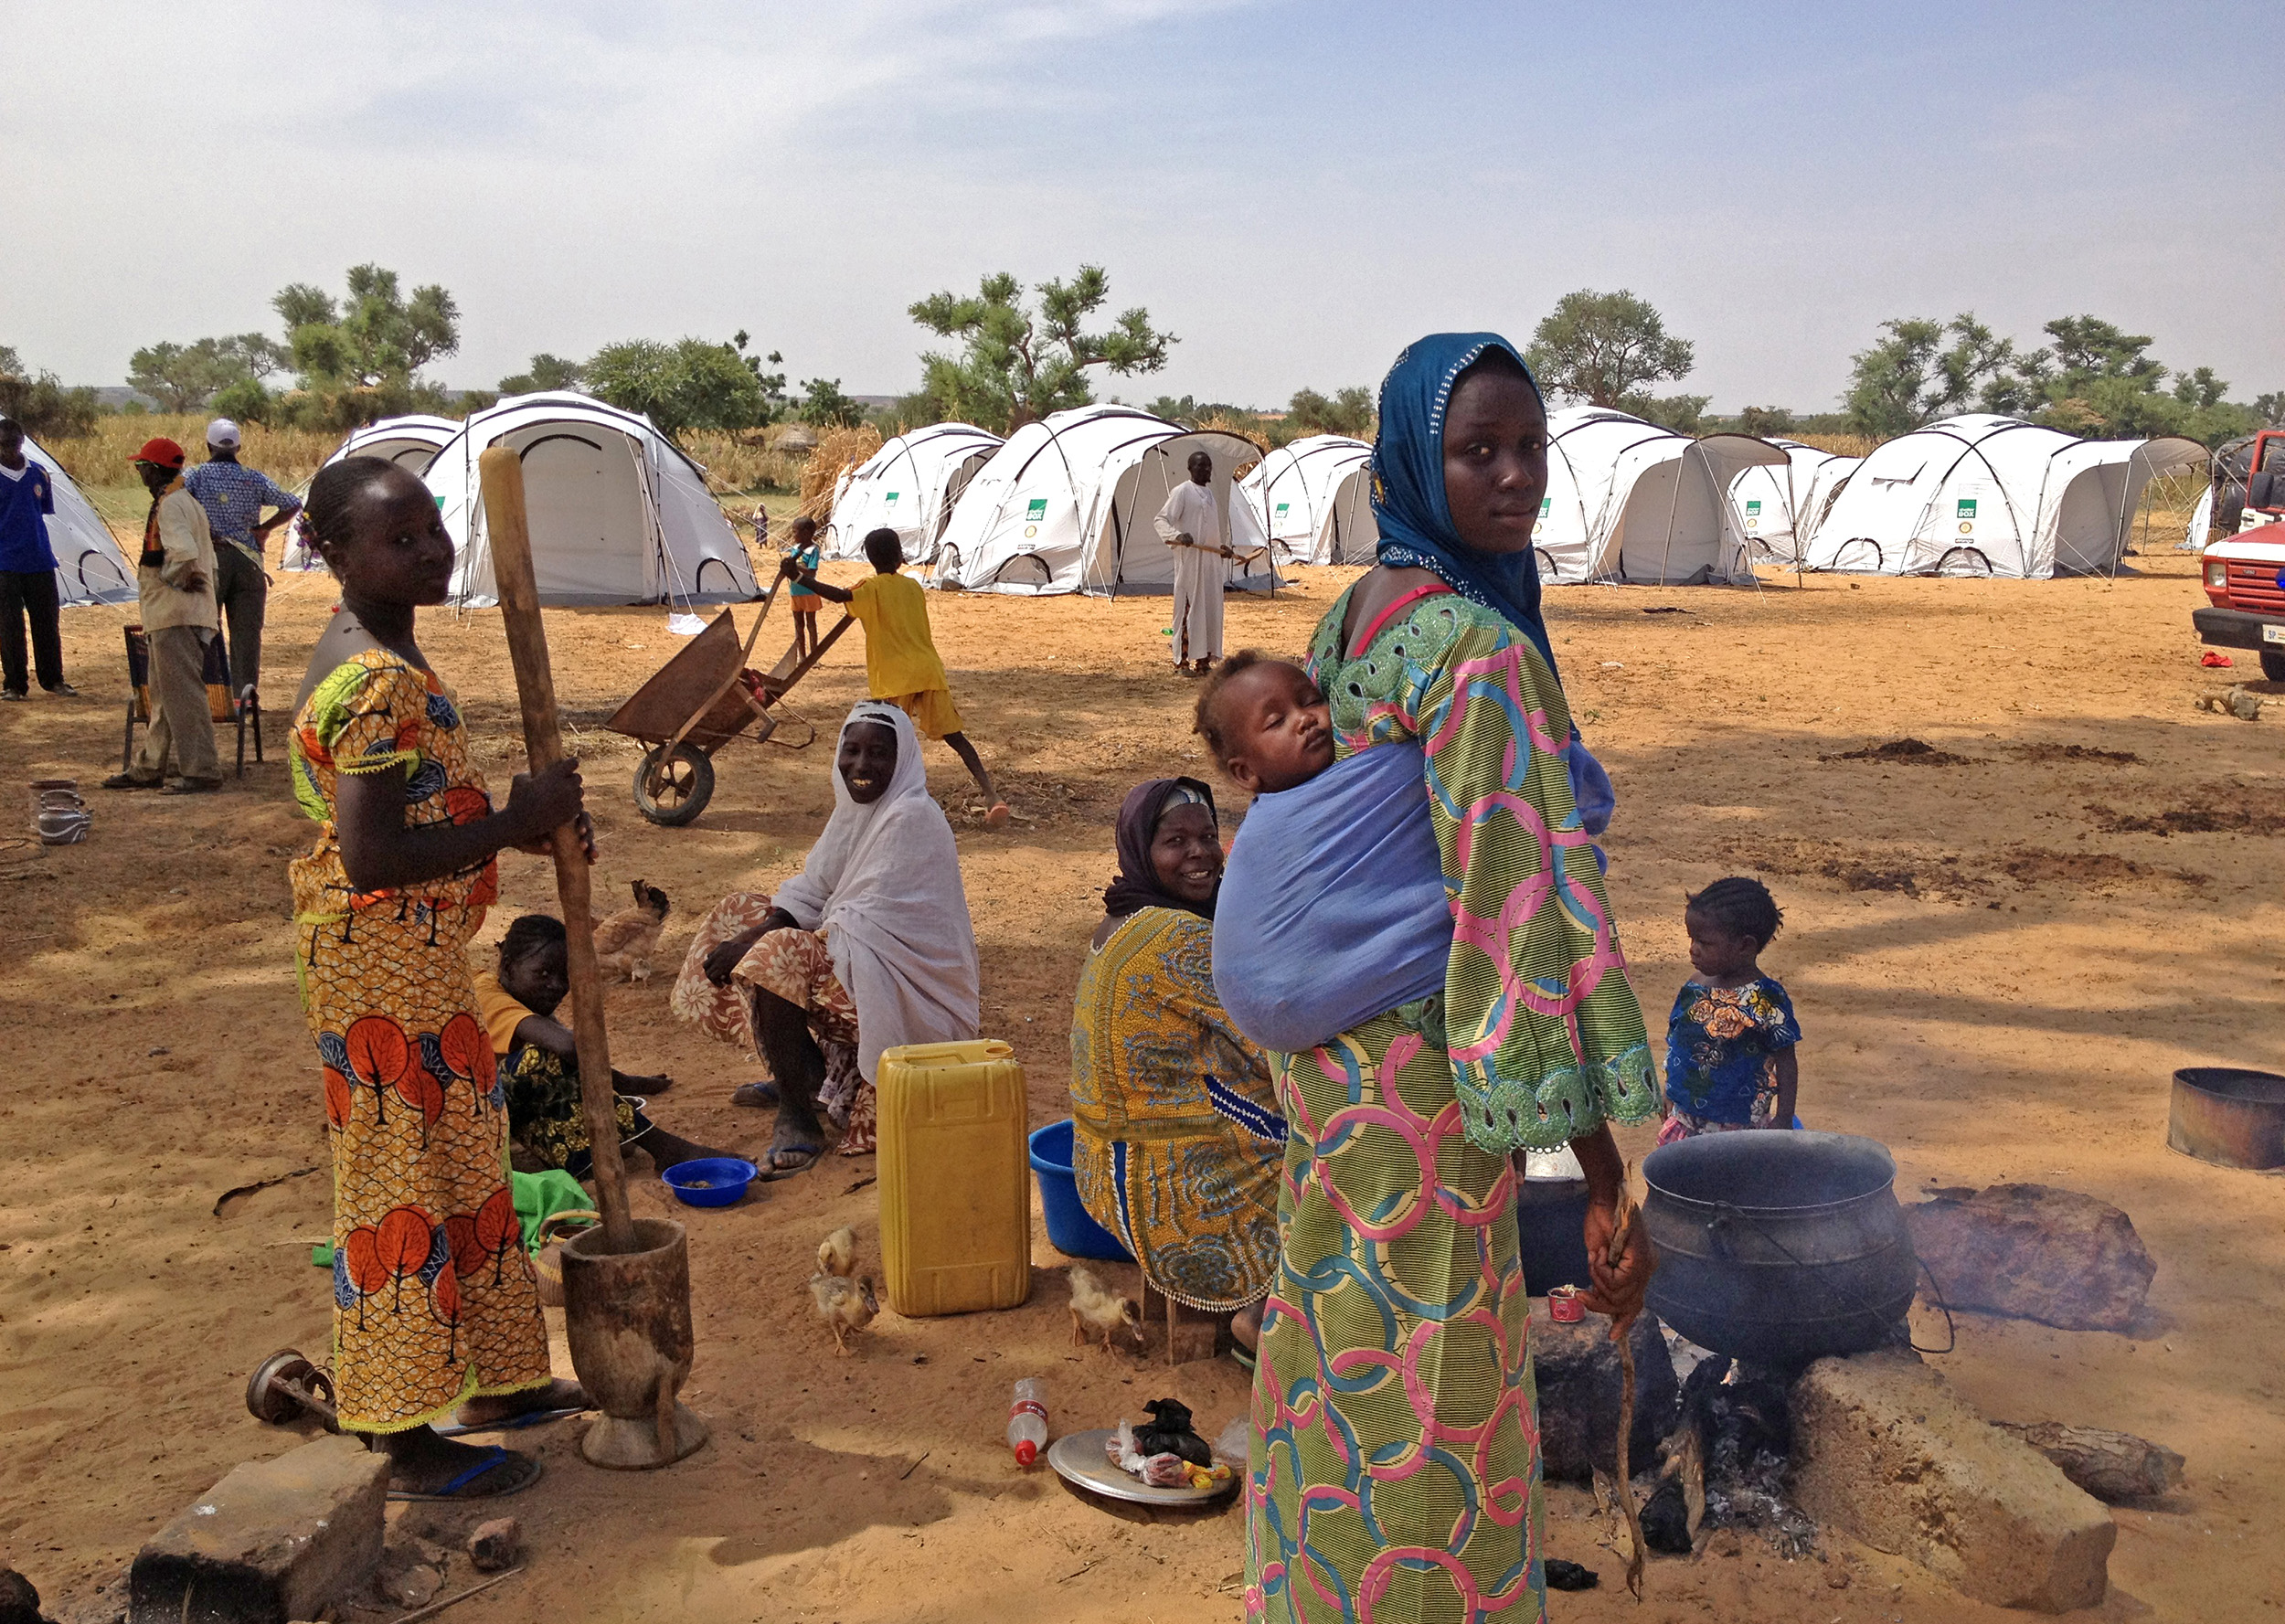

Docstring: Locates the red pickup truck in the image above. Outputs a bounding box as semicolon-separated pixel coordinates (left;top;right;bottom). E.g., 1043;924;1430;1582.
2195;429;2285;681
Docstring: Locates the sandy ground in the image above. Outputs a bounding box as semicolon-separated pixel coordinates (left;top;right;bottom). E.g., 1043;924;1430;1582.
3;550;2282;1624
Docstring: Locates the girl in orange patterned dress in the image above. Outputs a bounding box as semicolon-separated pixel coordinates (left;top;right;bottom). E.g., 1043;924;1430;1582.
290;456;590;1500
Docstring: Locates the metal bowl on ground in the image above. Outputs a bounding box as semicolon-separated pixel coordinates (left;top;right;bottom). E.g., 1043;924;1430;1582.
2169;1067;2285;1170
1642;1130;1917;1365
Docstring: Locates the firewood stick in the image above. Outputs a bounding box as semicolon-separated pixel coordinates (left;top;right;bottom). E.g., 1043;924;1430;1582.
1606;1161;1645;1601
478;447;635;1256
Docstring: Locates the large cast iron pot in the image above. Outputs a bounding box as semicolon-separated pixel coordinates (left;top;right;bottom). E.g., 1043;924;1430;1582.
1642;1130;1917;1364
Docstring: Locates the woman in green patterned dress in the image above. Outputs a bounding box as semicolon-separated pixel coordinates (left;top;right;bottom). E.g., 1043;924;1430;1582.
1244;335;1660;1623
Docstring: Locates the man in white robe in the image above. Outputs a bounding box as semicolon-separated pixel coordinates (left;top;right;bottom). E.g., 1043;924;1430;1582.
1155;450;1232;672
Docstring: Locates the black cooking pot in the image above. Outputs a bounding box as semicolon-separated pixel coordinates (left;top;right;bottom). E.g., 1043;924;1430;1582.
1642;1130;1917;1364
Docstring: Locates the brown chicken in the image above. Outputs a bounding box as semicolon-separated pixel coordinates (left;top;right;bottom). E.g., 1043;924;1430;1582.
591;880;670;983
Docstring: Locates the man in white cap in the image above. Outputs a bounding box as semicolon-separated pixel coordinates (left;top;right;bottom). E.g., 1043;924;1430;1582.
184;417;300;706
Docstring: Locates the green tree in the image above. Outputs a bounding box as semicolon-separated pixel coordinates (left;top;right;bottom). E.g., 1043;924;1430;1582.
1525;290;1695;408
125;334;289;412
0;346;98;439
585;334;784;440
796;377;865;429
1842;313;2016;437
909;267;1174;432
1287;386;1376;439
2253;390;2285;426
1736;405;1794;438
276;264;460;387
1627;393;1711;435
498;353;586;395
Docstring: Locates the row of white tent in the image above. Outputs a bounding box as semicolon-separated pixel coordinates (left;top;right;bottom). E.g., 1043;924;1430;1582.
24;395;2216;614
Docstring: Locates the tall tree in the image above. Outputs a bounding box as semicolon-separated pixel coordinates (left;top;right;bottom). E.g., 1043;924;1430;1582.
796;377;865;429
276;264;460;387
1843;313;2016;437
498;353;586;395
0;346;98;439
909;267;1174;432
584;334;784;440
1525;290;1695;408
126;334;289;412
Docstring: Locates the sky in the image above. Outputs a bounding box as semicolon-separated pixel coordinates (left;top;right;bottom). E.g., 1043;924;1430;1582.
5;0;2282;413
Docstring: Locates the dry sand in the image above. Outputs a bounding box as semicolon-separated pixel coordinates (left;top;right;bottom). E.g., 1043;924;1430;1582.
3;552;2281;1623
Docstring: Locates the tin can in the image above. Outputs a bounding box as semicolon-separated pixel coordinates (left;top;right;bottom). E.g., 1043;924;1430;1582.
1547;1285;1587;1323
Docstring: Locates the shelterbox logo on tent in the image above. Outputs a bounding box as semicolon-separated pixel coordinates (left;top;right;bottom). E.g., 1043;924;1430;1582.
1958;497;1976;534
1027;499;1047;521
1745;499;1761;529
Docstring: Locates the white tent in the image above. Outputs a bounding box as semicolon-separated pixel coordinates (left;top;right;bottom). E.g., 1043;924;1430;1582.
324;414;459;475
1803;414;2210;578
422;393;760;608
823;422;1003;564
26;436;134;606
283;415;468;570
1726;440;1862;567
930;406;1270;594
1241;435;1378;565
1535;408;1791;584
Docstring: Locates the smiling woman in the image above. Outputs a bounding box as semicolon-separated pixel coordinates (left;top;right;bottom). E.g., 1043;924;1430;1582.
1068;779;1286;1332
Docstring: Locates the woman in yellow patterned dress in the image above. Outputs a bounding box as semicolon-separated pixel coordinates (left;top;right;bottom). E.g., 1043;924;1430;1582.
291;457;590;1500
1244;337;1660;1622
1069;778;1284;1349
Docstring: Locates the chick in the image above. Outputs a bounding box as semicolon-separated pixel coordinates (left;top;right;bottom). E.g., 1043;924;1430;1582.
591;881;671;983
817;1226;857;1279
810;1272;878;1354
1067;1264;1144;1353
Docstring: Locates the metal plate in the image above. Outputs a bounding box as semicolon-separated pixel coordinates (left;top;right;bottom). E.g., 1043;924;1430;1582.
1045;1428;1238;1507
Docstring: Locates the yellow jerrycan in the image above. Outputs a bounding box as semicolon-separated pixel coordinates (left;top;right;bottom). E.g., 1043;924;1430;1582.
876;1039;1032;1316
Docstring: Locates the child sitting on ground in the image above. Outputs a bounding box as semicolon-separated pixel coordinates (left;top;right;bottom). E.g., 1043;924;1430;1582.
1659;876;1801;1141
1194;651;1451;1055
783;526;1008;826
476;914;741;1176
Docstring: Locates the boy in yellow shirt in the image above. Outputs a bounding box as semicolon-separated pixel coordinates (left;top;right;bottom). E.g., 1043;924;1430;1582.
782;526;1007;826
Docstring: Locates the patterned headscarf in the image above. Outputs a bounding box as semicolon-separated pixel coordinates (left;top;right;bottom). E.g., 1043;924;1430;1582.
1369;332;1562;683
1102;777;1220;921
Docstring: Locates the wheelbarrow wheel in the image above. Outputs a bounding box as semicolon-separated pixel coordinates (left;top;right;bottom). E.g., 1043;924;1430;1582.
633;742;715;826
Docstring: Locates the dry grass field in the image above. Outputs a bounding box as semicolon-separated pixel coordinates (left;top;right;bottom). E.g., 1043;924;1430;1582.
2;511;2280;1622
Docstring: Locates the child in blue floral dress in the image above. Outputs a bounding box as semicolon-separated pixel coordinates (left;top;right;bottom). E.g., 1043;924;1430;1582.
1659;876;1801;1141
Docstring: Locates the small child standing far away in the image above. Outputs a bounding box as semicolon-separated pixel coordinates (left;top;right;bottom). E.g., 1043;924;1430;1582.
1660;876;1800;1142
781;513;822;661
784;526;1008;826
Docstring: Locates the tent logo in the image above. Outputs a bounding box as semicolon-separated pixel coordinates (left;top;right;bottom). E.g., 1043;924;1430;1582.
1026;499;1047;521
1746;500;1761;514
1957;496;1976;533
884;492;900;507
1274;503;1290;517
1539;496;1552;515
1745;498;1760;529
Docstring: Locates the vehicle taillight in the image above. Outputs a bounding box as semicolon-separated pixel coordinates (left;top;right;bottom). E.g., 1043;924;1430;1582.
2206;558;2228;588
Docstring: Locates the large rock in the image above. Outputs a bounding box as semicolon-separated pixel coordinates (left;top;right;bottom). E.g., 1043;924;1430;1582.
130;1436;388;1624
1791;1351;2115;1613
1529;1300;1679;1482
1906;1184;2154;1332
0;1568;49;1624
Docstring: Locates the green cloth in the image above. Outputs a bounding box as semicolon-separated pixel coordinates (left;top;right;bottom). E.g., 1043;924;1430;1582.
311;1168;592;1267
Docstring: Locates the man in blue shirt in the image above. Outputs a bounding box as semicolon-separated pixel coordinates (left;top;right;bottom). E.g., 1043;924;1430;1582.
0;417;75;700
185;417;300;704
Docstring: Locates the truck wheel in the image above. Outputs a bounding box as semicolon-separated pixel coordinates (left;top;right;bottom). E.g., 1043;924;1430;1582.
633;743;715;826
2263;649;2285;684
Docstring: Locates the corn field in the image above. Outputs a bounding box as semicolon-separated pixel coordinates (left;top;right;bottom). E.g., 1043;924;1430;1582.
40;415;338;490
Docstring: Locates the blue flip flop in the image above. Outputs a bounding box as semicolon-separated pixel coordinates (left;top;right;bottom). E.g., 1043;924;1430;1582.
386;1445;543;1502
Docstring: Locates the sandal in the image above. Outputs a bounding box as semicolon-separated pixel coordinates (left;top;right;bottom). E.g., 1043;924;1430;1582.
385;1445;543;1502
762;1141;824;1177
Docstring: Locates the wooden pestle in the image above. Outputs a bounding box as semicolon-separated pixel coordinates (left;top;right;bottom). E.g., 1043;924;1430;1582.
477;447;635;1256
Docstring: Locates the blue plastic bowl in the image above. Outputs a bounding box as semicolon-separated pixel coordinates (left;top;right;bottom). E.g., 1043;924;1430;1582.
1027;1120;1134;1262
661;1157;759;1208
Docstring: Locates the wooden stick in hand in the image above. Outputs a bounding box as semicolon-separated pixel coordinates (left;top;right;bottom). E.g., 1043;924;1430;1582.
1607;1161;1646;1601
478;446;635;1257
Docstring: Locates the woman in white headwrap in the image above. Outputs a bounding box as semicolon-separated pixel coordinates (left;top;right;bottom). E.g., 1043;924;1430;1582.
671;703;981;1173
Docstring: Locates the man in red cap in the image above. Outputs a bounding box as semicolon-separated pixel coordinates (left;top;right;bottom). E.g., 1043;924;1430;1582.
102;438;221;791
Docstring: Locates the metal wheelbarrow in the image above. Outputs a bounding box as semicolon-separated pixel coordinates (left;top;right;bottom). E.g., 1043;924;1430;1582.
603;587;855;826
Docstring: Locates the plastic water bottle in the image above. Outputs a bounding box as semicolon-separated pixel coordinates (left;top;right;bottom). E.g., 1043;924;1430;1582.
1006;1378;1048;1468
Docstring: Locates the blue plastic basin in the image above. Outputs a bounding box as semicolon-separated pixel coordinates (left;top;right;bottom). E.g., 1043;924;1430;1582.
661;1157;759;1208
1027;1120;1134;1262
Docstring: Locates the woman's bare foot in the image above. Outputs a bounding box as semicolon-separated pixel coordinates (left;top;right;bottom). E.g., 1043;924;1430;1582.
1231;1301;1262;1353
454;1376;587;1429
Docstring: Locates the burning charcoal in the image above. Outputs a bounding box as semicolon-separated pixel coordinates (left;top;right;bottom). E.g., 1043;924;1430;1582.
1545;1558;1600;1591
1639;1477;1695;1555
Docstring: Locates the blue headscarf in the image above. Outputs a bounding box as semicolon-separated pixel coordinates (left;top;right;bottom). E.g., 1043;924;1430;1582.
1369;333;1615;837
1369;332;1560;682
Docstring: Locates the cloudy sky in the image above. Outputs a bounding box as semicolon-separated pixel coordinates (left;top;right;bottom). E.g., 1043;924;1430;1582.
6;1;2280;411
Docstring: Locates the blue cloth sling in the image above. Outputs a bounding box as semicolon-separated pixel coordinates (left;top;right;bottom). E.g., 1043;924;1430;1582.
1212;742;1452;1055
